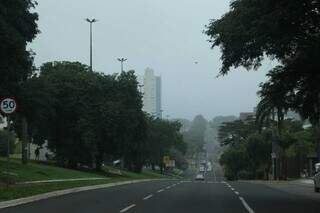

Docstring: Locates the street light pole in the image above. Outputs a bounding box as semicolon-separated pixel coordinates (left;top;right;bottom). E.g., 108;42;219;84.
117;58;127;72
86;18;98;71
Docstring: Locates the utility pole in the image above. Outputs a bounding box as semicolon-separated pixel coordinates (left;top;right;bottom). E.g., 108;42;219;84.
86;18;98;71
117;58;127;72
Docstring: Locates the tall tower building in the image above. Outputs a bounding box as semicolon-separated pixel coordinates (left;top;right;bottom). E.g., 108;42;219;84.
142;68;162;118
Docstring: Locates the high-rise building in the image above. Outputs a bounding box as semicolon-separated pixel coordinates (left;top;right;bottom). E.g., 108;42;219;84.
140;68;162;118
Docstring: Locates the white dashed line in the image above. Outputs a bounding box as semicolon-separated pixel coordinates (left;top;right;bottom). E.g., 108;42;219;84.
157;189;165;193
235;191;239;195
119;204;136;213
231;188;235;191
239;197;255;213
143;194;153;200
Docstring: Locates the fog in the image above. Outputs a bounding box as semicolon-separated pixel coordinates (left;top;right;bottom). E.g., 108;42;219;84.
30;0;269;120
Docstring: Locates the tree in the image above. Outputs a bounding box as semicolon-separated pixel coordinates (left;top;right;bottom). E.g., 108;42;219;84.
0;0;39;164
23;62;149;172
205;0;319;75
145;117;186;173
218;118;257;147
0;0;39;96
184;115;207;157
205;0;320;160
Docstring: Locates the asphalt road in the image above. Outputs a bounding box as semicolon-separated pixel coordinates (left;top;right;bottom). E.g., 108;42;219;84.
1;173;320;213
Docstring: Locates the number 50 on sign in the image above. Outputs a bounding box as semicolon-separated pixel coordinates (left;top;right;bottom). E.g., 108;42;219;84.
0;98;17;115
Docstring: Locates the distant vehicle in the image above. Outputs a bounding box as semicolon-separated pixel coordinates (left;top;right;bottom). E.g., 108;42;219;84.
195;173;205;181
315;163;320;193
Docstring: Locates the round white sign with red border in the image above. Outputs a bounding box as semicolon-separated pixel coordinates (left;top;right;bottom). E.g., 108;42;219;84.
0;98;17;115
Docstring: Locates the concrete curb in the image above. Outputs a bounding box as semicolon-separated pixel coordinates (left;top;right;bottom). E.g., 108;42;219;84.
18;177;109;185
0;179;162;210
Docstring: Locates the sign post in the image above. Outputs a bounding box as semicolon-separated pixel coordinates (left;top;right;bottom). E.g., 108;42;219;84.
0;97;17;186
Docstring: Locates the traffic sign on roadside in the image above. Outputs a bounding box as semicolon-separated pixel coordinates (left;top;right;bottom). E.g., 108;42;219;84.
0;98;17;115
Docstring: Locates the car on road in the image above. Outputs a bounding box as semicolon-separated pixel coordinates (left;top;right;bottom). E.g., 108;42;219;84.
314;163;320;193
195;173;205;181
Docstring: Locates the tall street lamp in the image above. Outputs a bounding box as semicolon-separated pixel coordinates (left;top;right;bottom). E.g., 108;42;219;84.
117;58;127;72
86;18;98;71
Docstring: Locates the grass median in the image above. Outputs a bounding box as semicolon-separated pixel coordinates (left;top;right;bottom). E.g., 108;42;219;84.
0;159;174;202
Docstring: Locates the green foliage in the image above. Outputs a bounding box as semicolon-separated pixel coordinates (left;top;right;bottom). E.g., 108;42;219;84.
205;0;319;75
218;117;317;180
287;128;316;158
145;117;187;170
218;118;257;146
205;0;320;159
218;117;304;180
0;130;16;157
20;61;148;172
183;115;207;156
0;0;39;96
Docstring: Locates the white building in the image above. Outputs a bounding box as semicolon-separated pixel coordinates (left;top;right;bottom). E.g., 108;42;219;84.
0;115;6;130
140;68;162;118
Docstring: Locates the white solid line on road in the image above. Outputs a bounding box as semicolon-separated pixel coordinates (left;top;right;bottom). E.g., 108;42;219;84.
235;191;240;195
120;204;136;213
143;194;153;200
239;197;255;213
157;189;165;193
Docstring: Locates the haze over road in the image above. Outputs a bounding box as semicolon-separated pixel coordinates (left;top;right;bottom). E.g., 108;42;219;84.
1;172;319;213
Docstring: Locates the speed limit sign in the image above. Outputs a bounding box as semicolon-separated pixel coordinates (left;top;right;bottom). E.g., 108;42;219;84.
0;98;17;115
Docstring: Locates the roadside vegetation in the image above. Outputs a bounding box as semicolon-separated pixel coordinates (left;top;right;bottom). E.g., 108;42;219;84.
0;158;174;202
0;1;188;193
205;1;320;180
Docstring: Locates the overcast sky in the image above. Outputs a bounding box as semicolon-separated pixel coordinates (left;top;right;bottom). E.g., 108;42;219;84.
30;0;271;120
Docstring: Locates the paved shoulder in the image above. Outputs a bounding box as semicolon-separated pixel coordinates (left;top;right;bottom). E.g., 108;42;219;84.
231;181;320;213
0;180;178;213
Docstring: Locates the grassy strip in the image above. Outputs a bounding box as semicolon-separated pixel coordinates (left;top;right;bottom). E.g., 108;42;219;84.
0;159;180;202
0;159;104;182
0;165;174;202
0;178;131;202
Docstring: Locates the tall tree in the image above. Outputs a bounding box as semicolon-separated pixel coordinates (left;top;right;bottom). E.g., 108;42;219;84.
0;0;39;96
205;0;320;160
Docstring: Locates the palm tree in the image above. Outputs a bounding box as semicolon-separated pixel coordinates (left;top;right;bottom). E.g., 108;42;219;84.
256;66;295;179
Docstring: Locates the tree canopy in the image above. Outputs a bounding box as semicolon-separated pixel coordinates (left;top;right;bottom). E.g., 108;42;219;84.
0;0;39;96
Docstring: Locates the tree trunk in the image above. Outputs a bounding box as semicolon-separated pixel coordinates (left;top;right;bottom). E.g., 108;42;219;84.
95;152;103;172
21;116;28;165
316;124;320;163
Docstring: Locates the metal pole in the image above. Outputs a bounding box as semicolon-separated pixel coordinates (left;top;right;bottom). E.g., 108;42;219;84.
121;61;123;72
6;116;10;186
90;22;93;71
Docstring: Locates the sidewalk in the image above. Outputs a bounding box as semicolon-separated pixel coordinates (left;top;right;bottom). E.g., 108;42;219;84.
240;178;320;201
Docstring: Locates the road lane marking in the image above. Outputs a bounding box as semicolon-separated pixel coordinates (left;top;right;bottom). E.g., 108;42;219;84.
166;186;171;189
235;191;239;195
239;197;255;213
143;194;153;200
119;204;136;213
231;188;235;191
157;189;165;193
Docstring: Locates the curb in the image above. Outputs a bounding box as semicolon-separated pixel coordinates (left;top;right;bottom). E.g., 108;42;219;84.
18;177;109;185
0;179;162;210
